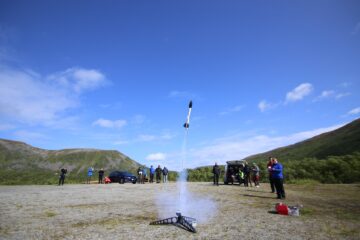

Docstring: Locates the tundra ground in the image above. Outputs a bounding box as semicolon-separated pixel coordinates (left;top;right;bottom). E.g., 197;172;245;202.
0;182;359;239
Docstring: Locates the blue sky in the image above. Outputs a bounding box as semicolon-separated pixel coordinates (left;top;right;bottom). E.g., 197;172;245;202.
0;1;359;170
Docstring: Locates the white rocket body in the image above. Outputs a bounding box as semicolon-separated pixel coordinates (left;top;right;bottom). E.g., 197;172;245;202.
183;101;193;129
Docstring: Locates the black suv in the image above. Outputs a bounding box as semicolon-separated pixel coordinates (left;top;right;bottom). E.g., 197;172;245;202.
108;171;137;184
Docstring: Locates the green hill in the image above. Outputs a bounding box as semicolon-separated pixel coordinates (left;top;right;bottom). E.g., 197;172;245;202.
188;118;360;183
0;139;143;185
243;118;360;163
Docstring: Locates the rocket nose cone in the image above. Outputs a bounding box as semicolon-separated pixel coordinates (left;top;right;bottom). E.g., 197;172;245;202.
189;101;193;108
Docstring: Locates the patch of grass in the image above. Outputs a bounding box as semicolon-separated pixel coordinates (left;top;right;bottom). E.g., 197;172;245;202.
287;179;320;185
44;210;57;217
300;207;315;216
340;228;359;237
72;213;157;229
67;203;100;209
0;226;10;236
334;210;360;221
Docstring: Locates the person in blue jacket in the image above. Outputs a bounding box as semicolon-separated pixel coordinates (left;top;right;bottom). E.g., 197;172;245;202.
87;167;94;184
149;165;155;183
271;158;286;199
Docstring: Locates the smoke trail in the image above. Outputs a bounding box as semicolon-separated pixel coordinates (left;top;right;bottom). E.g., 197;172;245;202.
155;129;217;223
177;130;189;212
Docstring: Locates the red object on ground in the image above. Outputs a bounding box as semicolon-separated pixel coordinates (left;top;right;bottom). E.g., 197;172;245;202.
104;177;111;184
276;203;289;215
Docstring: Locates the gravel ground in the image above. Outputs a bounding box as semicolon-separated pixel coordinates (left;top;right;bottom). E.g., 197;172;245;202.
0;182;358;240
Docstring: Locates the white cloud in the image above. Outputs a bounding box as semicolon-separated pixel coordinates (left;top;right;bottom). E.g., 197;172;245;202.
47;67;107;93
146;152;167;161
348;107;360;115
92;118;127;128
0;67;77;125
335;92;351;99
187;123;344;168
285;83;313;103
319;90;335;98
219;105;244;115
314;90;351;102
0;66;107;127
258;100;274;112
313;90;335;101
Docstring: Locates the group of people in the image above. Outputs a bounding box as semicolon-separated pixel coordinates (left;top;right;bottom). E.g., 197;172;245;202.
147;165;169;183
218;161;260;187
86;167;105;184
212;157;286;199
58;158;285;200
58;165;171;185
58;167;105;186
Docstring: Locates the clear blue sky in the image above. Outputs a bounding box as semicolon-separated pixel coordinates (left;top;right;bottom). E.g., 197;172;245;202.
0;0;359;170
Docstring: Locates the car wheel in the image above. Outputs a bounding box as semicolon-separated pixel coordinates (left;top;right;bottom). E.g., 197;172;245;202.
132;180;136;184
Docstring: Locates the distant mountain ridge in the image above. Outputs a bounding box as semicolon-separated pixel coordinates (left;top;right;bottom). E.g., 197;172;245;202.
1;118;360;184
243;118;360;163
0;139;142;184
186;118;360;183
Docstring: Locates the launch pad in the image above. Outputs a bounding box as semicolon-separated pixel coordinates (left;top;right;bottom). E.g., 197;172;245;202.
150;212;197;233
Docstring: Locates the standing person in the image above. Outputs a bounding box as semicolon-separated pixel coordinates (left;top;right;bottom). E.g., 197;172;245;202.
156;165;162;183
271;158;286;199
238;167;245;186
98;168;104;184
87;167;94;184
162;166;169;183
252;163;260;187
212;162;220;186
141;168;147;184
243;162;252;187
267;157;275;193
58;168;67;186
149;165;155;183
137;167;143;184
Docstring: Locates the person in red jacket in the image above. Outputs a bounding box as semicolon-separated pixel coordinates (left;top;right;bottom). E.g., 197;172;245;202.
267;157;275;193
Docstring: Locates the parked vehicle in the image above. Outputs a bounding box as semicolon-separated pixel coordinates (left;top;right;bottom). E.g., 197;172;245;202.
224;160;245;184
108;171;137;184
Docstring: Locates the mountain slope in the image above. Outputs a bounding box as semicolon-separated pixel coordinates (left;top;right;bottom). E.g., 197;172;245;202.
244;118;360;163
187;118;360;183
0;139;142;184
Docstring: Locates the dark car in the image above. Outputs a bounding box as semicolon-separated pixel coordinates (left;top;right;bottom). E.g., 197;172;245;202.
108;171;137;184
224;160;246;185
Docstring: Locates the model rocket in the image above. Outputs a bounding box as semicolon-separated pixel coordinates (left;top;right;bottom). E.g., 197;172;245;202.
183;100;192;128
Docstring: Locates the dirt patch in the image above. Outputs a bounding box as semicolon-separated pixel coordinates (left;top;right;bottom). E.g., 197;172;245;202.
0;183;359;239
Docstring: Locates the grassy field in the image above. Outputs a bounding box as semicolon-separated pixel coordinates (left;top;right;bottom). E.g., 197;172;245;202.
0;182;359;239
